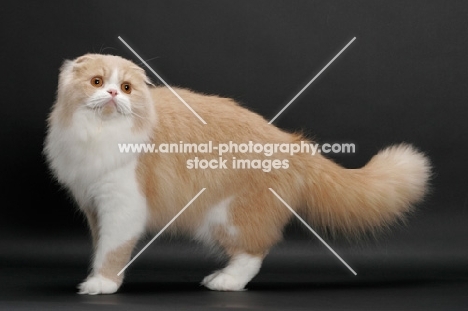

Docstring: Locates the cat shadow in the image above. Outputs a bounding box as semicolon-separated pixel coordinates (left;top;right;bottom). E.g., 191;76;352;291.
118;277;453;294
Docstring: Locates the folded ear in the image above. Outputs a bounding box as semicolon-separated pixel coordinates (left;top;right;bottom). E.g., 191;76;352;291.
129;64;155;86
68;54;99;73
59;54;97;78
74;54;95;64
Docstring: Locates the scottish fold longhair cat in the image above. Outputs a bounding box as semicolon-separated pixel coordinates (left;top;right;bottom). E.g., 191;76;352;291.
45;54;430;294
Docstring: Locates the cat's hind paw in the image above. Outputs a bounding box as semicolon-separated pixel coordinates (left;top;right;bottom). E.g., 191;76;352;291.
77;275;118;295
201;271;247;291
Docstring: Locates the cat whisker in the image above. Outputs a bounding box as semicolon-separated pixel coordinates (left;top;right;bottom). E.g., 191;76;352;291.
92;105;98;123
100;46;117;53
115;103;128;115
123;112;133;124
87;98;104;106
131;111;145;120
116;104;145;120
128;105;146;109
137;56;160;66
114;100;147;119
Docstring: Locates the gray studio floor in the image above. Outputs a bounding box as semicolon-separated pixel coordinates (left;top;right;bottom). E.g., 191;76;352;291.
1;211;467;310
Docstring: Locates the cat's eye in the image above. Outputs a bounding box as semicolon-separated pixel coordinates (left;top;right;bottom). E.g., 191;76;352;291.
91;76;103;87
121;83;132;94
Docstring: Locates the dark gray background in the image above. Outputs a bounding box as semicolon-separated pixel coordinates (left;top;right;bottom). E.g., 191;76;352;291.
1;1;467;310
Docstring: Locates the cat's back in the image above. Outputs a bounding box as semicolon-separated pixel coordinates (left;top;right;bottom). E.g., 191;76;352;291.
149;86;292;143
151;86;252;121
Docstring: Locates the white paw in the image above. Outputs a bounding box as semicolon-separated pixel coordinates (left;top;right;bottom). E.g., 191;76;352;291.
201;271;248;291
77;275;119;295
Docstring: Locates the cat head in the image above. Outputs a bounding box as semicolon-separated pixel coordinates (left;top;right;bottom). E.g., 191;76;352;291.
51;54;154;130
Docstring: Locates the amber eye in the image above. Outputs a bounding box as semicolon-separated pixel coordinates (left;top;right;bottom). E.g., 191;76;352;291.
91;76;103;87
121;82;132;94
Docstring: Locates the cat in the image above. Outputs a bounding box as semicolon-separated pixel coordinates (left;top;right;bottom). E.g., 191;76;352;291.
44;54;430;295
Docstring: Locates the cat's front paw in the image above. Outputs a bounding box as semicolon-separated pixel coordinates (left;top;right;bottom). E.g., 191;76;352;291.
201;271;247;291
77;275;119;295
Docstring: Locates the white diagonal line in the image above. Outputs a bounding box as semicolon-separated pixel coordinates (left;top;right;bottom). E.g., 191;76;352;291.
268;188;357;275
117;188;206;276
268;37;356;124
118;36;207;125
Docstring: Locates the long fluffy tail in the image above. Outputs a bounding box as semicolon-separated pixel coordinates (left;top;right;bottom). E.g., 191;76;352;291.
301;144;431;236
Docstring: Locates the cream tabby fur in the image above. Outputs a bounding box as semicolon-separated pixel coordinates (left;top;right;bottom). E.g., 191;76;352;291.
44;54;430;294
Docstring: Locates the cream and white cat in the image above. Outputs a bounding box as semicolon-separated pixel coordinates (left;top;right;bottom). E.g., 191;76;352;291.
44;54;430;295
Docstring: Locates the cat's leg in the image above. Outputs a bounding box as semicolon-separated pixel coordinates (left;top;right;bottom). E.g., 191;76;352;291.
201;253;264;291
78;168;147;295
200;191;292;291
78;202;145;295
83;208;98;251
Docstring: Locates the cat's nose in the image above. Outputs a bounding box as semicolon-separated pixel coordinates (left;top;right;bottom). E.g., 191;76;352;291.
107;89;118;97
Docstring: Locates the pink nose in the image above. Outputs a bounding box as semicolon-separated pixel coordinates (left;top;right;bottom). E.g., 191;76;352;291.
107;89;118;97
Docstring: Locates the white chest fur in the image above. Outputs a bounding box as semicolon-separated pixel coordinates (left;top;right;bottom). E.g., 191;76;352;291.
45;109;148;206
